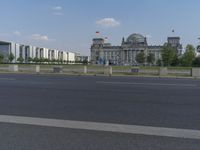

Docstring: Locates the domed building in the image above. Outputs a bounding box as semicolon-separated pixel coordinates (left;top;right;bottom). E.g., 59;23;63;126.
126;34;147;44
91;33;182;65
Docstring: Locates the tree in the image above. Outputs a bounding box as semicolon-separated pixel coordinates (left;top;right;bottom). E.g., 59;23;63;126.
161;43;176;66
33;57;40;63
83;59;88;65
0;53;4;63
58;59;63;64
56;59;61;64
171;53;180;66
8;53;15;63
192;57;200;67
28;57;33;63
44;58;50;64
180;44;196;67
136;51;146;64
51;59;56;64
147;53;155;65
156;59;162;66
40;58;46;63
17;57;24;63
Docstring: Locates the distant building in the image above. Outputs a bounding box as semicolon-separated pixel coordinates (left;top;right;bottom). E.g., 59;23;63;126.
167;37;183;55
196;45;200;56
91;33;182;65
75;53;90;63
0;40;76;63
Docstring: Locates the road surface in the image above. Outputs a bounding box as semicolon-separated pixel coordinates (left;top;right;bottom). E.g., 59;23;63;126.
0;74;200;149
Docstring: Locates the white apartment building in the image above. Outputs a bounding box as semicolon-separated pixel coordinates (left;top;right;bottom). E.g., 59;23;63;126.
0;40;76;63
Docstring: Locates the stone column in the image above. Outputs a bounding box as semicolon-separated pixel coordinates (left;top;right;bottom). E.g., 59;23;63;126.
127;50;129;63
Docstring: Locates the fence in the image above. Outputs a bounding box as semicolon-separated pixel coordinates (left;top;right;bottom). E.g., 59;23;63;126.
0;64;199;77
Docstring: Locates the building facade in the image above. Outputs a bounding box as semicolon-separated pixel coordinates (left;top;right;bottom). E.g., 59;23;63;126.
91;33;182;65
0;40;76;63
75;53;90;63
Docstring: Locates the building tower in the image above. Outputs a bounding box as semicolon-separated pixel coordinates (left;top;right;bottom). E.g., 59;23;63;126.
91;38;105;64
167;37;183;55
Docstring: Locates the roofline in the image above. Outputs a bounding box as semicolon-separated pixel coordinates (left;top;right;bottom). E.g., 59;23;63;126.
0;39;75;53
0;40;12;44
168;37;180;39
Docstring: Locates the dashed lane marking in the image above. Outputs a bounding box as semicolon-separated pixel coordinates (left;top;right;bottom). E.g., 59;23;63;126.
96;81;197;87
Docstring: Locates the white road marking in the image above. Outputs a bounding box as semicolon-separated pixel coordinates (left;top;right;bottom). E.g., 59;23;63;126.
0;78;16;81
0;115;200;140
96;81;197;87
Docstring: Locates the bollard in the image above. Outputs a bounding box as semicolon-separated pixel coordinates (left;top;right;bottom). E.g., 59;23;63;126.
104;66;112;76
9;65;18;72
83;66;87;74
109;66;112;76
159;67;168;76
35;65;40;73
192;68;200;77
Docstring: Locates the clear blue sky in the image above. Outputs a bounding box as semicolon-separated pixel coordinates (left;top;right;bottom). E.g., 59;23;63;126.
0;0;200;55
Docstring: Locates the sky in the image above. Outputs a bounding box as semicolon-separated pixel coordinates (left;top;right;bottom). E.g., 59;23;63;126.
0;0;200;55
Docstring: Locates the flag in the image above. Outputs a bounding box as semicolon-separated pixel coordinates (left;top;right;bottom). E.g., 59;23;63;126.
96;31;100;34
172;29;175;33
104;37;108;42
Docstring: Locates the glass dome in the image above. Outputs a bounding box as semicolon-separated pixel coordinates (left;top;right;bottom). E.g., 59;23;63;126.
126;34;145;43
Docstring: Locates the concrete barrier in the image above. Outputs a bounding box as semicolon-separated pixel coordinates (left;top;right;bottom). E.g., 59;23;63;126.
131;68;139;74
9;65;18;72
159;67;168;76
104;66;112;76
109;66;113;75
83;66;87;74
53;66;63;73
35;65;40;73
192;68;200;77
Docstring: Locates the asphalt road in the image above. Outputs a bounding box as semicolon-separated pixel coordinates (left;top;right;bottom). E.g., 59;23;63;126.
0;74;200;149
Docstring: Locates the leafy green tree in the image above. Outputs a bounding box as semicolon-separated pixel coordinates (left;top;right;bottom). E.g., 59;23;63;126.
83;60;88;65
60;59;64;64
51;59;56;64
17;57;24;63
28;57;33;63
33;57;40;63
44;58;50;63
136;51;146;64
0;53;4;63
57;59;61;64
156;59;162;66
8;53;15;63
192;57;200;67
161;43;176;66
181;44;196;67
147;53;155;65
63;60;67;64
40;58;46;63
171;53;180;66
